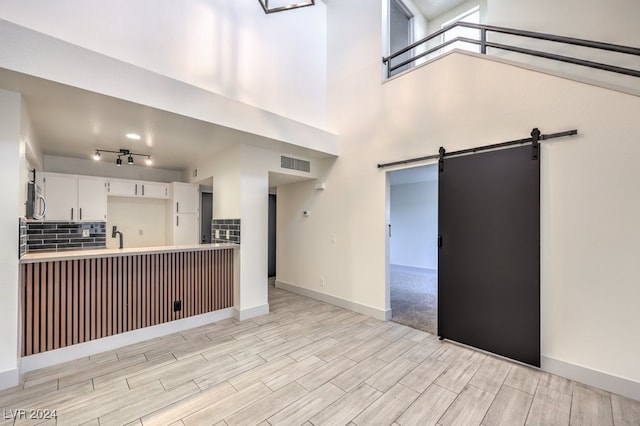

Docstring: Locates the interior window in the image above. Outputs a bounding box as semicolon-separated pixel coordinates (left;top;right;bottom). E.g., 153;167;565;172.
441;6;480;54
389;0;414;76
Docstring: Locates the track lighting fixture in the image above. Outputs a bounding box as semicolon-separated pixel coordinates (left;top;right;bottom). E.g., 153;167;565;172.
258;0;315;14
92;148;153;167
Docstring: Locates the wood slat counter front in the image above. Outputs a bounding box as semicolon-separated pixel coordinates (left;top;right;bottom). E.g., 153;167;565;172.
20;244;238;356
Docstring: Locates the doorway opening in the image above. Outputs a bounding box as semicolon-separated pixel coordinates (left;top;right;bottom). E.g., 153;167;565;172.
388;164;438;334
195;177;213;244
268;192;277;284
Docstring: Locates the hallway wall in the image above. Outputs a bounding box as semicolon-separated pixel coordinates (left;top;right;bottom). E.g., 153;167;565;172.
390;181;438;270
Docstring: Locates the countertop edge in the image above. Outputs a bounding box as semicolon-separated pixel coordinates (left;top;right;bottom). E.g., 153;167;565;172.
20;243;239;263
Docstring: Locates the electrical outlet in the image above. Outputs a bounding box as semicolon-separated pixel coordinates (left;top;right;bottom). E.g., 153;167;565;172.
320;277;325;288
82;229;90;238
138;229;143;236
173;300;182;312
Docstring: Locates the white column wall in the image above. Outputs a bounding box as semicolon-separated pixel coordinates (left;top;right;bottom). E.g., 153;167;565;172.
193;144;324;320
0;89;22;388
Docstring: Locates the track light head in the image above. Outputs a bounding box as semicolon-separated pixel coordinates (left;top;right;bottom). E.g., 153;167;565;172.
127;155;134;165
145;156;153;166
116;156;122;166
93;150;101;161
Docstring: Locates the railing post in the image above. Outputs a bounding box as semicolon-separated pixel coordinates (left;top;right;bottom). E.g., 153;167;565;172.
481;28;487;54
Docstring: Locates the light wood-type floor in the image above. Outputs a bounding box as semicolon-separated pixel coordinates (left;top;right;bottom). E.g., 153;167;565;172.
1;286;639;425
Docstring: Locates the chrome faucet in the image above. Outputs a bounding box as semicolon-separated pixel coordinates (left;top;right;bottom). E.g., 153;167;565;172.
112;226;124;249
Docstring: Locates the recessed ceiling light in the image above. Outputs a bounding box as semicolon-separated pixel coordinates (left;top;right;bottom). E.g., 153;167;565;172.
126;133;141;140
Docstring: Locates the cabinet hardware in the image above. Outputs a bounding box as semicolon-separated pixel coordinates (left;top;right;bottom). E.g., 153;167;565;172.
176;202;179;213
176;216;179;226
142;185;145;196
80;208;82;220
165;187;168;197
135;184;138;195
71;208;74;221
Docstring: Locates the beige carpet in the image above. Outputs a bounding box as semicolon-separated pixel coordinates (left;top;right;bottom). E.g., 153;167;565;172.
390;265;438;335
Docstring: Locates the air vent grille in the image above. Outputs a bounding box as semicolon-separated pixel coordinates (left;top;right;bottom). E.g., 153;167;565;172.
281;156;311;172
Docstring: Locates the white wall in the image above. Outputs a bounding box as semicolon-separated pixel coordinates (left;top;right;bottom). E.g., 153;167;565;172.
276;0;640;398
0;21;338;156
485;0;640;91
0;89;22;388
390;181;438;270
0;0;328;129
428;0;488;30
43;155;183;183
107;197;168;249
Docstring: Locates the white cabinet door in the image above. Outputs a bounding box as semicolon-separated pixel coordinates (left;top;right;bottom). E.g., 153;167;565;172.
173;213;198;245
141;182;169;199
107;179;139;197
173;183;199;213
78;177;107;221
44;174;78;221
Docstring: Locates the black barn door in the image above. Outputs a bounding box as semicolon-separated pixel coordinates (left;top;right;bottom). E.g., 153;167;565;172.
438;145;540;367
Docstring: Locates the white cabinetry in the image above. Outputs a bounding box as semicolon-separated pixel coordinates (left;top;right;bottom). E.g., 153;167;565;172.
78;178;108;221
107;179;168;199
43;173;107;221
167;182;199;245
141;182;169;199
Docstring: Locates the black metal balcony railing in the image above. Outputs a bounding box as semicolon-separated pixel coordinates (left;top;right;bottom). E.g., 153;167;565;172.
382;22;640;80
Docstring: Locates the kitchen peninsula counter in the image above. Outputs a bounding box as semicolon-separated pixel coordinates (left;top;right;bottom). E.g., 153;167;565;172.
20;243;237;357
20;243;239;263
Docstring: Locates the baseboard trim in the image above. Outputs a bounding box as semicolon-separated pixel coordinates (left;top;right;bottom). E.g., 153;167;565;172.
390;264;437;274
276;280;391;321
21;308;234;374
541;356;640;401
0;367;20;390
234;303;270;321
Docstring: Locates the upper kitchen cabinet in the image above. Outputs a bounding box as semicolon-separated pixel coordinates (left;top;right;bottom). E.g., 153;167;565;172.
171;182;199;213
78;178;108;221
107;179;169;199
43;173;107;222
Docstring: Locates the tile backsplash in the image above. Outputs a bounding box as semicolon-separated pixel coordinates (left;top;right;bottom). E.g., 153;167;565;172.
26;221;106;252
212;219;241;244
19;217;27;258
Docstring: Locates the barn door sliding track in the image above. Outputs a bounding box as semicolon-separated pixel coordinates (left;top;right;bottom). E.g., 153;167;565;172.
376;128;578;169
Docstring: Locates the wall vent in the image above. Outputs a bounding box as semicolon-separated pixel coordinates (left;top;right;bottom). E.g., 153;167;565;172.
281;156;311;172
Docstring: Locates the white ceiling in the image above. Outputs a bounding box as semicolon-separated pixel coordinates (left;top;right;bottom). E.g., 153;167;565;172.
413;0;469;20
389;164;438;185
0;68;330;172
